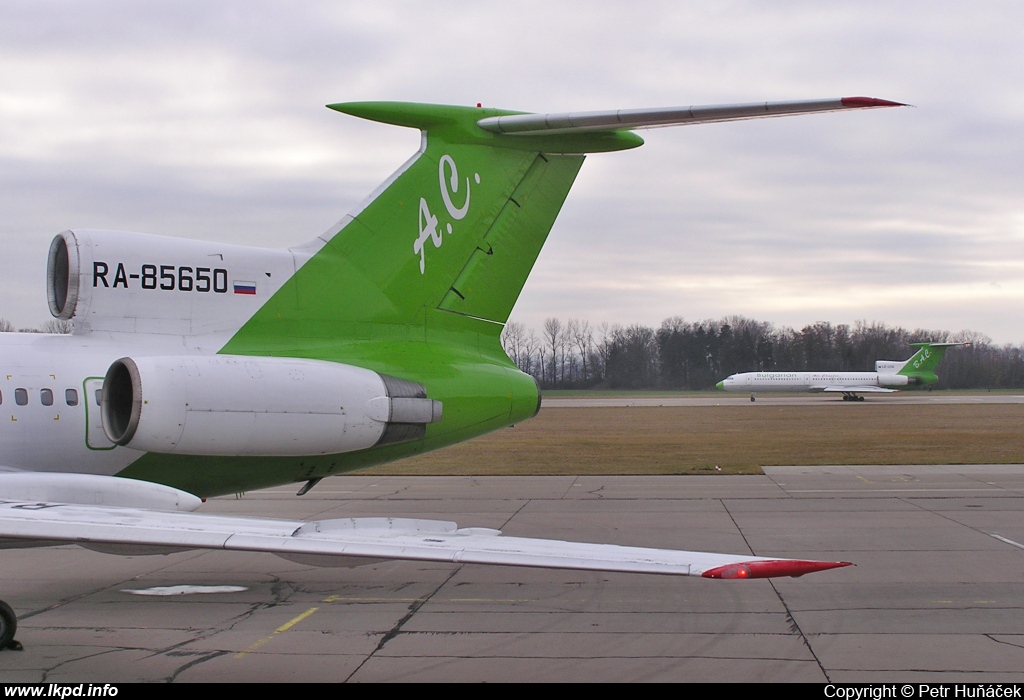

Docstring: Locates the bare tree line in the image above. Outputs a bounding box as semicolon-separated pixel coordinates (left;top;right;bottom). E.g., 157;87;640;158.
0;319;74;334
502;317;1024;390
3;315;1019;389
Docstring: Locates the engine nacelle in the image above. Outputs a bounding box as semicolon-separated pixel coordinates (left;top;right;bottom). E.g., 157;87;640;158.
877;373;911;388
47;229;302;335
101;355;442;456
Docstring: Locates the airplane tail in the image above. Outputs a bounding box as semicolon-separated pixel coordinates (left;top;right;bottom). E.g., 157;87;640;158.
226;103;642;346
224;99;904;347
892;342;964;384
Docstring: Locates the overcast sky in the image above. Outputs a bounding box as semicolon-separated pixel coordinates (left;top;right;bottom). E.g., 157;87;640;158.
2;1;1022;344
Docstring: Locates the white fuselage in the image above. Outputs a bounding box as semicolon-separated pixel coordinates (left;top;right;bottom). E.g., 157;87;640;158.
0;331;212;476
718;371;909;393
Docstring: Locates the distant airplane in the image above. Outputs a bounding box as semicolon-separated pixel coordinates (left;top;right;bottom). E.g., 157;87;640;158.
0;97;904;650
717;342;964;401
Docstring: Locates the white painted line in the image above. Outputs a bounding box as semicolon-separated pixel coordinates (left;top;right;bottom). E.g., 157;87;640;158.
990;534;1024;551
123;585;248;596
784;488;1006;494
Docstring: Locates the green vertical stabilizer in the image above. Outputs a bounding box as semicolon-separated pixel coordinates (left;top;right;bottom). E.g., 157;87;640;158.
897;342;961;384
223;102;635;344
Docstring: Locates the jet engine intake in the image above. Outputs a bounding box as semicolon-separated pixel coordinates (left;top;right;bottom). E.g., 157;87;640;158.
101;355;441;455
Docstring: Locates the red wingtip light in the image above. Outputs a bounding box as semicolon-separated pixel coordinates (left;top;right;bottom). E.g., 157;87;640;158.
840;96;907;108
476;103;482;108
702;559;853;579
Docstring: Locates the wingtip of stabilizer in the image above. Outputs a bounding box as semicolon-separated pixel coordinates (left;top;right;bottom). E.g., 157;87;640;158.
840;96;908;108
702;559;853;579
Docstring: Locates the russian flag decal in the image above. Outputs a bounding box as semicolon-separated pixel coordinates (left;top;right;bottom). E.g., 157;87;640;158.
233;280;257;295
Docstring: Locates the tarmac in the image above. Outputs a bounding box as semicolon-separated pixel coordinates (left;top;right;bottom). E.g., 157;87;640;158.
2;465;1024;682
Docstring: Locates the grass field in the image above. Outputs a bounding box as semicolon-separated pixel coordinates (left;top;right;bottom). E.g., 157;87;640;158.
363;403;1024;476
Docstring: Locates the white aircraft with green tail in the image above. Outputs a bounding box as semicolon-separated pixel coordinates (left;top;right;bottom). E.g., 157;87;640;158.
717;342;964;401
0;96;904;649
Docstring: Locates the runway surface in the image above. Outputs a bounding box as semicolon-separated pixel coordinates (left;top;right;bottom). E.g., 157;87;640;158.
3;467;1024;682
543;392;1024;407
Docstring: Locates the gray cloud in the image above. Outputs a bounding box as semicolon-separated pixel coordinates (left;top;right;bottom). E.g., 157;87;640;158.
1;1;1022;342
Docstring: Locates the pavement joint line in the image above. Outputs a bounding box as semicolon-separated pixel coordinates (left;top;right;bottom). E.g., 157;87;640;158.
346;567;462;682
321;596;537;603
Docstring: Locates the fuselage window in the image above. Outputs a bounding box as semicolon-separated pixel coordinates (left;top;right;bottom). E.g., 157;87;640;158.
94;389;102;406
40;388;53;406
15;388;28;406
65;388;79;406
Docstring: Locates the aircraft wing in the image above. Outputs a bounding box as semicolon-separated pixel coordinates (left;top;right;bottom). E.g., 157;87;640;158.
0;498;849;580
820;385;897;393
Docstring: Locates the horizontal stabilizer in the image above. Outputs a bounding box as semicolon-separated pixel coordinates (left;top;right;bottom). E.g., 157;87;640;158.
477;97;905;136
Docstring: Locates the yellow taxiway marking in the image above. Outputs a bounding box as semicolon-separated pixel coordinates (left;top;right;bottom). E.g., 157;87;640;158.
235;606;319;658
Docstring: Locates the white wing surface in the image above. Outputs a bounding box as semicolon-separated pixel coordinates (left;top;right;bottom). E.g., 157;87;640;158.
0;498;849;580
820;385;896;393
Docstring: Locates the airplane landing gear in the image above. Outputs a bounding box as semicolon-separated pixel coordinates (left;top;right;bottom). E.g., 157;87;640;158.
0;600;22;651
842;395;865;402
750;395;756;402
